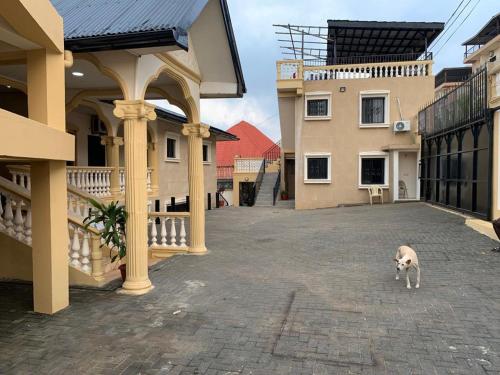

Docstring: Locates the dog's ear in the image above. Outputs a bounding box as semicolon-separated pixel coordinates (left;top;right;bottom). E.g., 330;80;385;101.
406;259;411;265
393;258;398;262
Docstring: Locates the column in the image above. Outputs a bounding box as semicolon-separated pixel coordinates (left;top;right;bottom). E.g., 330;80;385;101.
147;142;159;194
101;136;123;197
113;100;156;295
182;123;210;253
27;49;69;314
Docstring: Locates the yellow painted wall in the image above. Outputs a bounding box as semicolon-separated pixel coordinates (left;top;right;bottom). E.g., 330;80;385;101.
233;172;258;206
280;75;434;209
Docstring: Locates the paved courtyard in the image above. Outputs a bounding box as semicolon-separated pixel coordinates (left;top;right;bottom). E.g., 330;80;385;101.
1;203;500;374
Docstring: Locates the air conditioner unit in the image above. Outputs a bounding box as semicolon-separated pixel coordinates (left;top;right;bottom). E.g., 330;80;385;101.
394;120;411;132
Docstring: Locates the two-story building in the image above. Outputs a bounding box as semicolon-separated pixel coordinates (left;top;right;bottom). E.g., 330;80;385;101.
0;0;245;314
276;20;443;209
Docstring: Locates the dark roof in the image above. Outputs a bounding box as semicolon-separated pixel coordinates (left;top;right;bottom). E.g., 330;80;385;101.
326;20;444;63
155;107;238;141
51;0;245;96
435;67;472;88
52;0;208;51
462;13;500;46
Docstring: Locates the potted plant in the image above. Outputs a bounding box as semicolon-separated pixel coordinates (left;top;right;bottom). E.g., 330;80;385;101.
84;199;128;282
281;190;289;200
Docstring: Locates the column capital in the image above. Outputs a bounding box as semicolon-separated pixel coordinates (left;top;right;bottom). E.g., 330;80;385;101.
101;136;124;146
113;100;157;121
182;123;210;139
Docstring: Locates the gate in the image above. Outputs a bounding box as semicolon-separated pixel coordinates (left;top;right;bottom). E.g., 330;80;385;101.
419;68;493;219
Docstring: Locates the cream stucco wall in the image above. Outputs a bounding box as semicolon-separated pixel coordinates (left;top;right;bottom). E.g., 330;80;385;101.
281;75;434;209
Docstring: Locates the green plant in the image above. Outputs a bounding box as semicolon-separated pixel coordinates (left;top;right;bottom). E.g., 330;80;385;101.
84;199;128;263
281;190;288;195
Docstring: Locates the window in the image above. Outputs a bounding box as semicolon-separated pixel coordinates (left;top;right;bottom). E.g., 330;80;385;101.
304;153;331;183
165;133;180;161
359;152;389;187
202;141;211;163
359;91;389;126
305;92;331;120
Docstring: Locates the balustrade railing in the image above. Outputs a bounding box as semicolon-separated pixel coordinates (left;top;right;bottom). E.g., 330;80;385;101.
262;141;281;167
67;217;105;278
7;165;154;198
277;60;432;82
148;212;189;251
67;167;113;197
0;177;32;246
234;158;265;173
119;167;153;193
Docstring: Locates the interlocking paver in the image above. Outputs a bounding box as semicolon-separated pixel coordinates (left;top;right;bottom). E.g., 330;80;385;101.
1;203;500;374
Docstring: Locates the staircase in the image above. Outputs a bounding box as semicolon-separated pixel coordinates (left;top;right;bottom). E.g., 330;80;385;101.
254;172;279;207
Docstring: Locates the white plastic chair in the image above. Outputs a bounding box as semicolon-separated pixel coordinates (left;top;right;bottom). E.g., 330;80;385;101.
368;185;383;205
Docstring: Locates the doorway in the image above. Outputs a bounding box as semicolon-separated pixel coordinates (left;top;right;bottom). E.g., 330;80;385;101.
239;182;254;206
87;135;106;166
397;152;418;200
285;158;295;199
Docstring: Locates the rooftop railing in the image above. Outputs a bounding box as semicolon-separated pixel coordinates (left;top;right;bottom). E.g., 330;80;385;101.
277;59;432;82
303;51;433;67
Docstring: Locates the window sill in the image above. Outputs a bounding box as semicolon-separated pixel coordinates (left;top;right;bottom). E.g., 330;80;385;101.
304;179;331;184
358;185;389;189
165;158;181;163
359;123;390;128
203;161;211;165
305;116;331;121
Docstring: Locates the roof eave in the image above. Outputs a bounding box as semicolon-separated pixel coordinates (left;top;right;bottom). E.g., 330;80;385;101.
64;29;188;53
219;0;246;97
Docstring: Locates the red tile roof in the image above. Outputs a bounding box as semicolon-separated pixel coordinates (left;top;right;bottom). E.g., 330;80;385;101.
216;121;276;166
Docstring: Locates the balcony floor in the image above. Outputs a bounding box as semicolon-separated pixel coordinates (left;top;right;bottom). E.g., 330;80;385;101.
1;203;500;374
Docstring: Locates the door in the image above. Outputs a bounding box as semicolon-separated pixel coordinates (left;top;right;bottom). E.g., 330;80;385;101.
239;182;254;206
398;152;418;199
87;135;106;166
285;158;295;199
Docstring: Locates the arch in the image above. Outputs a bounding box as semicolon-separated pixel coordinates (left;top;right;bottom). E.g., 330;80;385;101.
141;59;200;124
67;98;114;137
65;89;122;113
75;53;129;100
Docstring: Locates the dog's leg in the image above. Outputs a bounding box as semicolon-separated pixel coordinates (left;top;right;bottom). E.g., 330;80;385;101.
416;266;420;289
406;269;411;289
395;269;400;280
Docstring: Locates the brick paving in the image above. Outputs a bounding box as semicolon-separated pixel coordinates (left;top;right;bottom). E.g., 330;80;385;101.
1;203;500;374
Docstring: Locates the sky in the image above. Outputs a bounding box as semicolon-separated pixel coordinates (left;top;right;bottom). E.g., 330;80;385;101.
156;0;498;142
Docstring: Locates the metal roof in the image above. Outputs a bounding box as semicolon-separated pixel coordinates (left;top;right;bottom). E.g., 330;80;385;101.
462;13;500;46
51;0;208;50
326;20;444;63
154;107;238;141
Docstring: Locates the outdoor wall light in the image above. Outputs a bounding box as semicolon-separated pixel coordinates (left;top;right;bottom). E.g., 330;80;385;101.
339;86;346;92
72;71;84;77
244;177;249;182
5;85;11;89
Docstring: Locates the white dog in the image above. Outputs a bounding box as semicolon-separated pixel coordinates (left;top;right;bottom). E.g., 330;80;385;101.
393;245;420;289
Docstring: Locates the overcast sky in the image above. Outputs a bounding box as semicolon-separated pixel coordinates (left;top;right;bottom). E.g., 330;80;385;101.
158;0;497;142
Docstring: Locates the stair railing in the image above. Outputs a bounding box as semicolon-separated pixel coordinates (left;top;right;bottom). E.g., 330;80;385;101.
273;170;281;206
262;141;281;167
250;159;266;206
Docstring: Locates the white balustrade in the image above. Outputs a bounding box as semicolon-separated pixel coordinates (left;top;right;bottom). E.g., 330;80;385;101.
278;61;301;80
0;185;32;246
119;167;154;192
67;167;113;197
67;219;105;276
303;60;431;81
148;212;189;251
234;158;265;173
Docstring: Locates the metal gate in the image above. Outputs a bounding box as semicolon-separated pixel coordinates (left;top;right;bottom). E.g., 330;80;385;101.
419;68;493;219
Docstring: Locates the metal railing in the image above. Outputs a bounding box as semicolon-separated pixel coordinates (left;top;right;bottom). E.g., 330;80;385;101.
273;170;281;206
249;160;265;206
303;51;433;67
435;67;472;88
419;67;488;137
262;141;281;166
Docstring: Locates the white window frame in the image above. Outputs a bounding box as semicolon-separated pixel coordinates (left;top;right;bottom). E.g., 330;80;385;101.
304;152;331;184
358;151;389;188
165;132;180;162
202;141;212;164
304;91;332;121
359;90;390;128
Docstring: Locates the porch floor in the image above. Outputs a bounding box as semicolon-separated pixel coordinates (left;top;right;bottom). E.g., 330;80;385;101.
1;203;500;374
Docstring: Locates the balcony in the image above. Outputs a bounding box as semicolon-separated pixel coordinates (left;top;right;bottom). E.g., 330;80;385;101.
277;56;433;94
